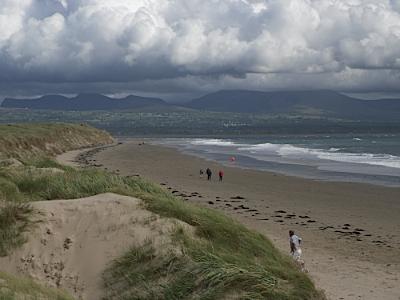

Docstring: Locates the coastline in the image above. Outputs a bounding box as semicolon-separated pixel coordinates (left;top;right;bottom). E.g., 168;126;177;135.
70;139;400;300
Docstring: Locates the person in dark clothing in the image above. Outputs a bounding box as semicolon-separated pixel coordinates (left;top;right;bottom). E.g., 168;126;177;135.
206;168;212;181
218;170;224;181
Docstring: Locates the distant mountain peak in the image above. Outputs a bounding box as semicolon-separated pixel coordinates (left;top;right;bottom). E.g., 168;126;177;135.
1;93;169;111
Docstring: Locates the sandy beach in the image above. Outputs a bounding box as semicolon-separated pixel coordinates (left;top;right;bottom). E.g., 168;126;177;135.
78;139;400;300
0;193;187;300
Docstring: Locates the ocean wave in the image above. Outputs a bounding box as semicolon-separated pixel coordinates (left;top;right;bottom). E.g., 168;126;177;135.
239;143;400;169
190;139;244;146
315;152;400;169
187;139;400;169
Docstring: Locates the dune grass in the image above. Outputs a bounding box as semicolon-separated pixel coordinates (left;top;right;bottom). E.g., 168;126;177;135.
0;272;73;300
0;201;32;257
0;123;113;159
0;162;325;299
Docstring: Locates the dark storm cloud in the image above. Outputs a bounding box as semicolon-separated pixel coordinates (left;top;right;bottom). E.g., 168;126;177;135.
1;0;400;97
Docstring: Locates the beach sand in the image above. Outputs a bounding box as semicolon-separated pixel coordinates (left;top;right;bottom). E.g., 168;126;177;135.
83;140;399;300
0;193;188;300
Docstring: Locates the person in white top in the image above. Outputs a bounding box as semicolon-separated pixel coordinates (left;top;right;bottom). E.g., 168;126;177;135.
289;230;302;259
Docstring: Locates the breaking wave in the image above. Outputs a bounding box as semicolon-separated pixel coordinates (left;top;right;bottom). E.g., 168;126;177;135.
239;143;400;169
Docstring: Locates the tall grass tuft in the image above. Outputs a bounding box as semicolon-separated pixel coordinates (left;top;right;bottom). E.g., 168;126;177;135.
0;177;21;202
0;201;32;256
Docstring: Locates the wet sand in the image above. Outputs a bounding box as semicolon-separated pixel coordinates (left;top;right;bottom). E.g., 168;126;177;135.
86;139;400;300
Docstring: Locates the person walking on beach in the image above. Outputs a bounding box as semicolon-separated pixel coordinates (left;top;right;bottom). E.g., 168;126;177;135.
218;170;224;181
289;230;302;258
289;230;306;272
206;168;212;181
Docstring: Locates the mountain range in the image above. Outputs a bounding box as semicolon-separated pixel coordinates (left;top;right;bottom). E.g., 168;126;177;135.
1;93;168;111
186;90;400;120
2;90;400;121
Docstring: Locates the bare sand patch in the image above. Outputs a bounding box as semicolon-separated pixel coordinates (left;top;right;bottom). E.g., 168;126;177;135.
0;193;189;300
56;148;92;167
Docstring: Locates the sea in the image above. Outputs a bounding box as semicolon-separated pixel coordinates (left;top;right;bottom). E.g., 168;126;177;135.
154;133;400;187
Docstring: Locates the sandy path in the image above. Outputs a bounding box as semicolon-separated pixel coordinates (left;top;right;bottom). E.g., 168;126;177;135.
0;193;185;300
86;140;400;300
56;148;89;167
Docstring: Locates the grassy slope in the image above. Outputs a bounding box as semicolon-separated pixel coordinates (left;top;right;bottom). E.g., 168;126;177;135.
0;123;114;299
0;272;73;300
0;123;113;159
0;123;325;299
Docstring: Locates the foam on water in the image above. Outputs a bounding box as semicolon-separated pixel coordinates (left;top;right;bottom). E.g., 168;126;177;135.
240;142;400;169
190;139;242;146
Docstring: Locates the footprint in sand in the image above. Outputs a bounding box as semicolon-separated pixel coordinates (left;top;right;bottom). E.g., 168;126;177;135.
63;238;73;250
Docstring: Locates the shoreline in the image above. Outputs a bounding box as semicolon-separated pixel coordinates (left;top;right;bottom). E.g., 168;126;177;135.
64;139;400;300
151;138;400;188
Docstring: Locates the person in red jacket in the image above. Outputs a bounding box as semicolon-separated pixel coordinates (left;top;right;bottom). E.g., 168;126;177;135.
218;170;224;181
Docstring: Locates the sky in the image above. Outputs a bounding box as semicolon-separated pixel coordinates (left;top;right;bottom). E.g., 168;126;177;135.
1;0;400;101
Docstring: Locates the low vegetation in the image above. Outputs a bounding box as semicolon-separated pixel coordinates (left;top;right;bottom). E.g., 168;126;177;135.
0;199;31;257
0;123;113;159
0;123;325;299
0;272;73;300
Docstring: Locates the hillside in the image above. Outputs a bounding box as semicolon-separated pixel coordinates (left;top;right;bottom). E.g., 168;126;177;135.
0;123;114;159
1;93;170;111
0;123;325;299
187;90;400;120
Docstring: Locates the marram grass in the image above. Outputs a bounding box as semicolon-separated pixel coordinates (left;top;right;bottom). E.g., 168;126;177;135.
0;272;73;300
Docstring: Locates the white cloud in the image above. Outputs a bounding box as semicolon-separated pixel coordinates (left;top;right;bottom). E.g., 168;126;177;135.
0;0;400;95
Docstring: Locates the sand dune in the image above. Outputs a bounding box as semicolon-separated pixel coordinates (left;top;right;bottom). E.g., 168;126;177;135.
0;193;187;300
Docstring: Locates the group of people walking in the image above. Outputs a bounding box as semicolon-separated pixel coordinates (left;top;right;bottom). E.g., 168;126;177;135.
200;168;224;181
